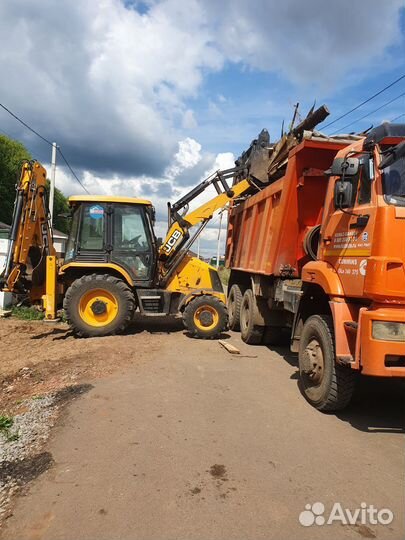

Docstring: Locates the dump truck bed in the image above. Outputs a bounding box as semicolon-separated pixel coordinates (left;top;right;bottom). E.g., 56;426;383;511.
225;138;348;277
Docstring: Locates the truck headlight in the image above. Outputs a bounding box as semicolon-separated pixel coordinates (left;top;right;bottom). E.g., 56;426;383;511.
372;321;405;342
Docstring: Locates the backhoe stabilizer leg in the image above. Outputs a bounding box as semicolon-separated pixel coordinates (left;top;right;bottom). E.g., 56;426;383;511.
42;255;57;320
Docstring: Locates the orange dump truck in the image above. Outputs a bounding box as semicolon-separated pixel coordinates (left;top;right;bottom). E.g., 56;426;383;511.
225;123;405;411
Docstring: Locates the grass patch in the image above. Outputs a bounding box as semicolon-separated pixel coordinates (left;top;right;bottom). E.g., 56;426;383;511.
0;416;13;431
12;306;44;321
0;415;18;442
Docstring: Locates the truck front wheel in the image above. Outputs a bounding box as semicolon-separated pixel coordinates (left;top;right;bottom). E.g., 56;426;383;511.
298;315;356;412
183;295;228;339
64;273;136;337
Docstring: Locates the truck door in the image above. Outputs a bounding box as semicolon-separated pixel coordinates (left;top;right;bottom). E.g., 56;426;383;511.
320;155;375;298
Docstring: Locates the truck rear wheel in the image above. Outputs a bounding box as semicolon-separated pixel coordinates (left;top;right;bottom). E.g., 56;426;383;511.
227;284;244;331
183;295;228;339
240;289;264;344
64;273;136;337
298;314;356;412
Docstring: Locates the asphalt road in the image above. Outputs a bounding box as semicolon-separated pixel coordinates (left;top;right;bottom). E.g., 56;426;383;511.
2;321;404;540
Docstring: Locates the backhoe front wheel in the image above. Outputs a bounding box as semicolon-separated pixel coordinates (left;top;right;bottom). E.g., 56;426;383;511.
183;295;228;339
64;274;135;337
298;315;356;412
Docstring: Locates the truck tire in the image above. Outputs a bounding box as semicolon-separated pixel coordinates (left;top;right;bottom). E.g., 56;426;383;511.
240;289;264;344
64;273;135;338
298;314;356;412
227;284;244;331
183;295;228;339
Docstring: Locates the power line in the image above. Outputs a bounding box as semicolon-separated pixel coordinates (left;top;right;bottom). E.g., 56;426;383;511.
0;103;53;146
0;102;88;194
391;113;405;122
320;74;405;130
331;91;405;134
57;147;89;194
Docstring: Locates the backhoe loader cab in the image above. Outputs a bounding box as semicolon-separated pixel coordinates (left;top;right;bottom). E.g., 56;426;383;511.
64;196;157;285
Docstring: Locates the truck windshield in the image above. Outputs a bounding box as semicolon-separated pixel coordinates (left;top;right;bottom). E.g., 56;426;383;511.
382;154;405;206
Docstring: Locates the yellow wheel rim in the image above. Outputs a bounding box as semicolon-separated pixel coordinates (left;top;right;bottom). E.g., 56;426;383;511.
193;305;219;331
79;288;119;327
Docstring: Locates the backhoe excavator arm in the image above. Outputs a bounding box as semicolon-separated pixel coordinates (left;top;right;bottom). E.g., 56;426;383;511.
158;167;255;281
0;161;57;315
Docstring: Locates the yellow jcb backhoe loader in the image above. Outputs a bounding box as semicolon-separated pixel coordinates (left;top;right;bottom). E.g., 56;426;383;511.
0;160;255;338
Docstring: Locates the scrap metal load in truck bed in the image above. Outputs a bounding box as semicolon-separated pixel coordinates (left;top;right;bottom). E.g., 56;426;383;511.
226;115;405;412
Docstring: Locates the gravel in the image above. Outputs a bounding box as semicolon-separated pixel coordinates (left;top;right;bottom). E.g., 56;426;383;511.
0;384;92;523
0;395;56;463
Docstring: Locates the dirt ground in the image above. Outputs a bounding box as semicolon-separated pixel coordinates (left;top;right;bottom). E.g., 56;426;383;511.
0;315;177;414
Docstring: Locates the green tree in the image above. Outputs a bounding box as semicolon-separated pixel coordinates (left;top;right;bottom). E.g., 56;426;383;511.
0;134;70;233
0;134;31;224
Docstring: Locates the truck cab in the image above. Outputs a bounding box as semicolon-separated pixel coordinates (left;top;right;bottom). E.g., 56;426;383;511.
318;123;405;302
305;123;405;377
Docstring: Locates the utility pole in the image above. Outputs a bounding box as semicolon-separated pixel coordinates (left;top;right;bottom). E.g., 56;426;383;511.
216;209;224;269
49;142;57;226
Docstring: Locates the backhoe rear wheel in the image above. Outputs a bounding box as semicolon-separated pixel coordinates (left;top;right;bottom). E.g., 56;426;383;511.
227;284;244;331
64;273;135;337
183;295;228;339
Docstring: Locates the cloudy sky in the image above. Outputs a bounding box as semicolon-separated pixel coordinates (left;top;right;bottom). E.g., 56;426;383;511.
0;0;405;255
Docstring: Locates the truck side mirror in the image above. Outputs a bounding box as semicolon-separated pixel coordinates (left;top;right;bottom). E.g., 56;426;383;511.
330;157;360;176
334;180;353;209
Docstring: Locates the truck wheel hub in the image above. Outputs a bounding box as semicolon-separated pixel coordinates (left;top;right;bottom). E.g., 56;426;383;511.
302;339;324;383
91;299;108;316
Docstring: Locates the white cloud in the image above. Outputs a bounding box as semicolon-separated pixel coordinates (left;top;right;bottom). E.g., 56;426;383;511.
182;109;198;129
205;0;404;86
165;137;202;179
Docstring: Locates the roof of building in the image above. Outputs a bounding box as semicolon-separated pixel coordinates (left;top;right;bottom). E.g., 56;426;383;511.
0;221;67;239
53;229;68;239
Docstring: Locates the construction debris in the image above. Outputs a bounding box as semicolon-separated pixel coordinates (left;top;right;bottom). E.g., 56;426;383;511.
218;340;241;355
218;340;258;358
233;103;361;187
